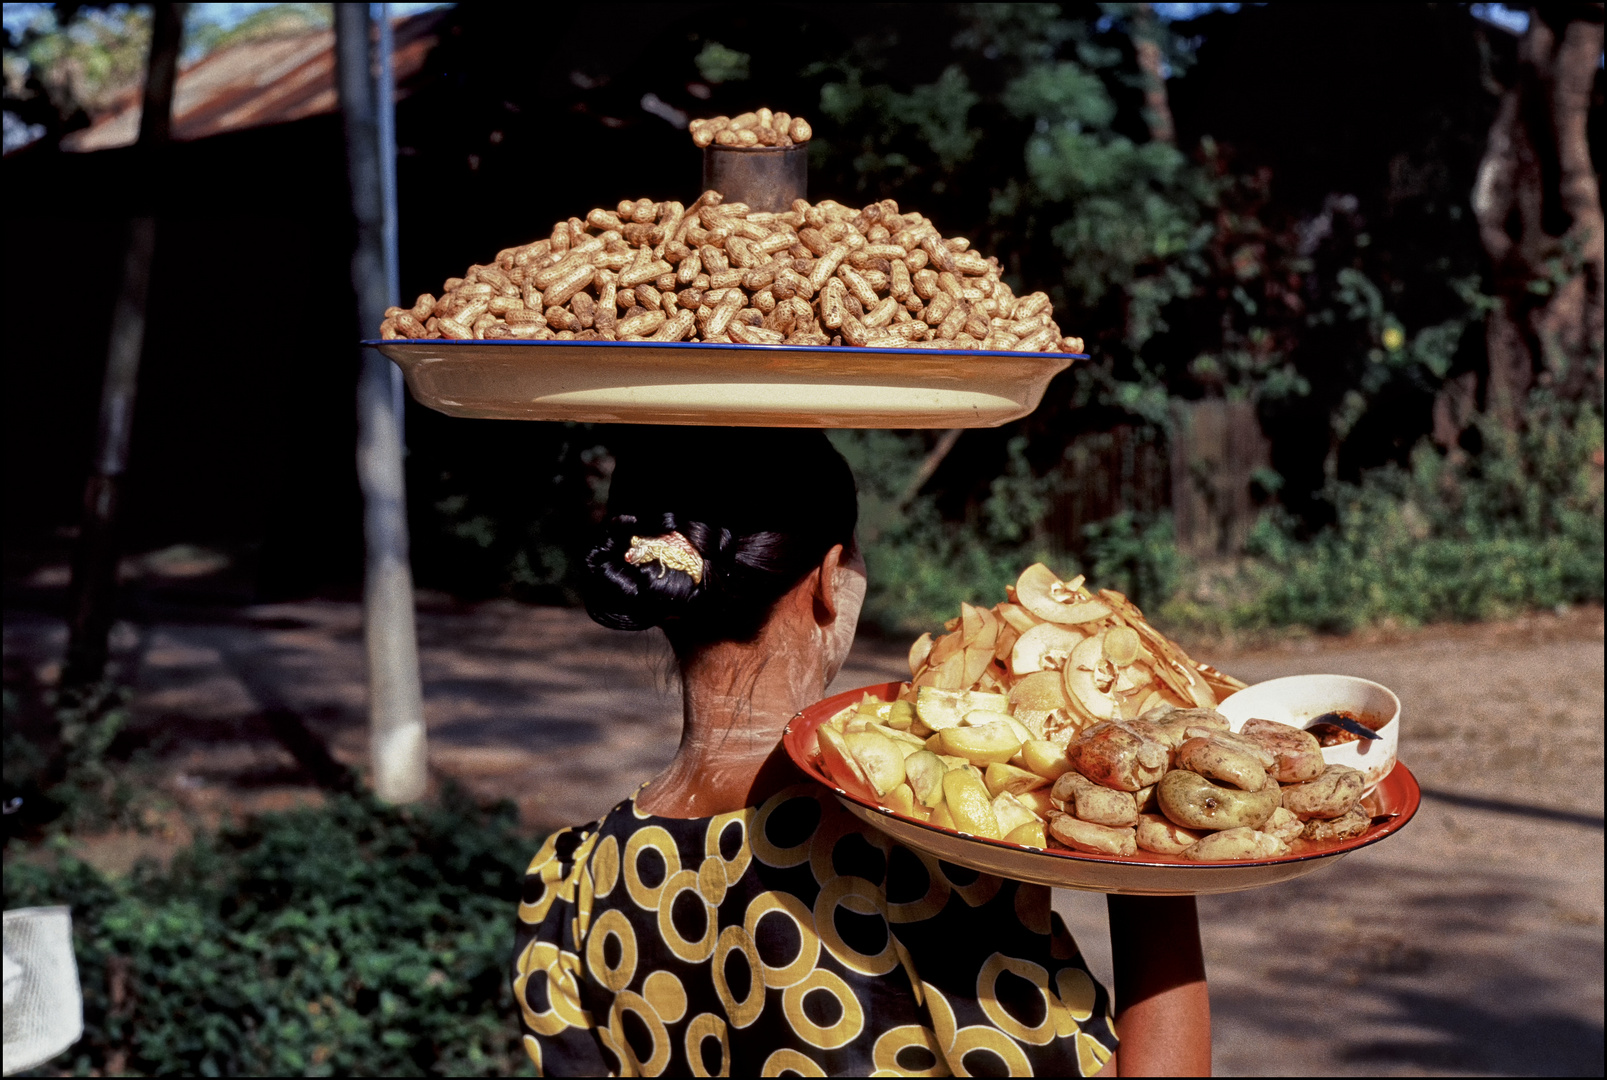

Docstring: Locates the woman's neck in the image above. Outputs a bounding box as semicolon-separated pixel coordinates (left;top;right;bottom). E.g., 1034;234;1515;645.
634;629;826;818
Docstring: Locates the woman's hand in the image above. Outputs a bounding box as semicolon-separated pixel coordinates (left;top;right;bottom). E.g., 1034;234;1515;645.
1098;894;1211;1076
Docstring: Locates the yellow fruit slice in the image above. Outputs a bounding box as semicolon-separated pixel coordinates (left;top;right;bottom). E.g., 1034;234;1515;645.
1064;666;1117;721
818;726;874;801
1019;739;1074;781
844;731;906;797
938;722;1023;766
907;632;933;677
886;700;917;731
903;750;948;807
1008;670;1068;712
1010;622;1085;676
995;602;1040;634
1105;625;1141;667
883;783;927;821
992;792;1039;835
984;761;1049;798
1004;821;1048;848
1014;788;1056;817
929;801;957;830
941;770;1001;838
915;687;1011;731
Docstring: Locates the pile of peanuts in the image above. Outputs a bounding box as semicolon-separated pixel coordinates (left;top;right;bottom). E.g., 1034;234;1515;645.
380;191;1084;354
690;108;810;148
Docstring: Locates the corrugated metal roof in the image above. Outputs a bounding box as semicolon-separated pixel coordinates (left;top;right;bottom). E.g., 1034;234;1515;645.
60;11;443;153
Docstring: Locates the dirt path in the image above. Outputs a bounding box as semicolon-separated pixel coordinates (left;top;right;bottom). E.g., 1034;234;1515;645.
4;600;1602;1076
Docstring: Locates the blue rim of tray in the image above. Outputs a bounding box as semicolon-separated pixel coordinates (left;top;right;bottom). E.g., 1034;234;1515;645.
362;338;1090;361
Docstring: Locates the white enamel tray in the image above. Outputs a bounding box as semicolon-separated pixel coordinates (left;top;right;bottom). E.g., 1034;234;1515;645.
366;338;1083;428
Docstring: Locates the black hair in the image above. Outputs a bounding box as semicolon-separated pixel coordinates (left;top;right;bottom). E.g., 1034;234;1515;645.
584;428;858;652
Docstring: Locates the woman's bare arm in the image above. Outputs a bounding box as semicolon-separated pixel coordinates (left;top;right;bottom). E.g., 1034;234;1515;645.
1096;894;1211;1076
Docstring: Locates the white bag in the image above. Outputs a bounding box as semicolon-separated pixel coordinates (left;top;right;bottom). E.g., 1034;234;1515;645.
3;907;84;1076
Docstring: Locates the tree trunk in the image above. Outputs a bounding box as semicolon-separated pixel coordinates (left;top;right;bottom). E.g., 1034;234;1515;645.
1469;5;1605;430
336;5;428;804
61;3;186;693
1132;4;1176;146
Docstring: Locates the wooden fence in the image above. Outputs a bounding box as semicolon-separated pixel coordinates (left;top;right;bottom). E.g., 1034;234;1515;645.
1045;399;1271;559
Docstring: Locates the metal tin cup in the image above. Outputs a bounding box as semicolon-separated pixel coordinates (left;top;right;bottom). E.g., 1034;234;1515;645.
701;143;808;212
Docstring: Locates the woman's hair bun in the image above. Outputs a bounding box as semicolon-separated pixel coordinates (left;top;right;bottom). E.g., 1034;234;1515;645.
583;428;857;647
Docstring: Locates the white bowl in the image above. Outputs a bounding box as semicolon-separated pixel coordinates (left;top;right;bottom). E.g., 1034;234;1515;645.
1216;674;1401;794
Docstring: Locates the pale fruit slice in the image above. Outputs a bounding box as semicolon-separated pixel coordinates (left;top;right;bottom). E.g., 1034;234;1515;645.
995;602;1041;634
845;731;907;797
1009;670;1068;712
926;650;967;691
993;624;1020;664
907;632;934;677
903;750;948;807
928;630;963;666
1016;563;1114;625
1064;666;1118;721
867;723;927;750
938;722;1023;766
984;761;1049;798
959;601;984;644
963;645;995;688
1014;788;1056;818
823;705;856;733
930;801;958;830
818;726;875;801
884;783;928;821
1105;625;1142;667
992;792;1040;835
1020;739;1074;781
1070;633;1105;671
963;710;1036;746
942;770;1001;838
915;687;1011;731
885;700;917;731
1010;622;1085;676
1004;821;1048;848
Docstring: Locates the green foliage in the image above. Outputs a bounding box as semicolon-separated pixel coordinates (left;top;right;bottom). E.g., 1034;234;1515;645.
4;791;537;1077
1234;395;1605;632
694;41;749;85
1081;511;1183;614
3;680;144;834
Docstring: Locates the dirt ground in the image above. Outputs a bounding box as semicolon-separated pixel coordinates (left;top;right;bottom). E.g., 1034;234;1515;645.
3;594;1602;1077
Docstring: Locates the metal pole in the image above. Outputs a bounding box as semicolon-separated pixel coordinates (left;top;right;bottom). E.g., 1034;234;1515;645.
336;3;427;803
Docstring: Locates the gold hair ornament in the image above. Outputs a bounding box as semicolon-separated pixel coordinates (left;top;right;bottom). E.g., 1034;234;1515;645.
624;532;704;584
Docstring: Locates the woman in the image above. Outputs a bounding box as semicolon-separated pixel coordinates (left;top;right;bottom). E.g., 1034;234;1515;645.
513;429;1210;1076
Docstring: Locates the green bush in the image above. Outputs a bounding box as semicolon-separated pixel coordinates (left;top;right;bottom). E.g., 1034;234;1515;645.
4;792;537;1077
1237;396;1604;632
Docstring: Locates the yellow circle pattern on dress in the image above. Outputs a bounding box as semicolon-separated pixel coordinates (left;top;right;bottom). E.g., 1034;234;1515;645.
743;889;822;989
977;953;1057;1046
951;1023;1033;1076
585;908;638;993
923;981;958;1054
697;855;728;908
807;805;861;886
871;1024;949;1077
886;852;952;925
684;1011;731;1078
761;1047;828;1077
609;990;670;1076
712;924;766;1029
643;969;688;1025
1056;966;1096;1023
517;945;575;1035
624;825;682;911
704;809;753;886
814;875;899;976
592;834;620;899
1077;1030;1113;1075
750;789;820;868
657;868;718;963
781;968;865;1050
521;1033;543;1077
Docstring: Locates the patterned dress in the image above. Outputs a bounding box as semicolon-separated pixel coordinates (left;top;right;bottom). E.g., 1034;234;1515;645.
512;780;1118;1077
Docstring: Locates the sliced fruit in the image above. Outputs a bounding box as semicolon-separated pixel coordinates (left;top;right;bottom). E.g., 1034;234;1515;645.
1014;788;1056;817
1070;633;1105;671
885;700;917;731
903;750;948;807
1104;625;1141;667
962;645;994;688
1008;670;1068;712
929;801;957;830
884;783;927;821
915;687;1011;731
928;650;967;691
817;726;874;801
984;761;1050;798
938;721;1023;766
992;792;1039;835
928;630;963;667
1003;820;1048;848
845;731;907;797
995;601;1040;634
907;632;934;677
963;710;1036;746
1010;622;1085;676
1019;739;1074;781
993;624;1020;664
1064;666;1118;721
942;770;1001;838
959;601;984;644
868;723;926;749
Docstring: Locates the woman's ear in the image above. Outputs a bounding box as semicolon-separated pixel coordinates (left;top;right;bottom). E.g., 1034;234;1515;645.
812;544;845;625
